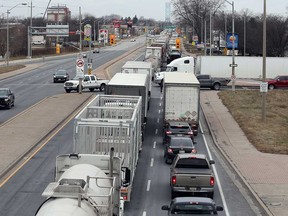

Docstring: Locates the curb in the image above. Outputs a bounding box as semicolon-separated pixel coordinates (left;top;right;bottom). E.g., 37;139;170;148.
200;101;274;216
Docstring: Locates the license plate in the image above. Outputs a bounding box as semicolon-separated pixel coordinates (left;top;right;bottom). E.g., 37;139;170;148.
179;150;185;154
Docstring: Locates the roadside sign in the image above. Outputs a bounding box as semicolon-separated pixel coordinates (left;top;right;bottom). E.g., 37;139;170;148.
229;64;238;67
260;82;268;92
76;59;84;68
231;75;236;81
76;57;84;77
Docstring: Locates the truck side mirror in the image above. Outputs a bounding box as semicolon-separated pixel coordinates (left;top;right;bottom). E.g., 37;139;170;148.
209;160;215;165
121;167;131;186
216;206;223;211
161;205;169;210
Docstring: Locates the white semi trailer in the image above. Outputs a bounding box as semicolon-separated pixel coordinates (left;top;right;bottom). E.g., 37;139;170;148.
195;56;288;79
36;152;123;216
163;72;200;136
73;95;142;202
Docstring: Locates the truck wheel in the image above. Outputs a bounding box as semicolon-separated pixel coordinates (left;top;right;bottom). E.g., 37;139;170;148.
100;84;106;92
89;88;95;92
65;89;71;93
268;84;275;90
213;83;221;90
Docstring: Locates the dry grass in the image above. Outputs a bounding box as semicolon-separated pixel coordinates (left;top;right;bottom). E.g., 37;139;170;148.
218;90;288;154
0;65;25;74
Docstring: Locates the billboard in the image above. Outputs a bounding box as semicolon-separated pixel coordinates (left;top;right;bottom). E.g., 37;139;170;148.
46;25;69;37
226;33;239;49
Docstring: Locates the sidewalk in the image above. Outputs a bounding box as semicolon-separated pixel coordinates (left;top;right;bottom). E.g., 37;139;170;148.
201;91;288;216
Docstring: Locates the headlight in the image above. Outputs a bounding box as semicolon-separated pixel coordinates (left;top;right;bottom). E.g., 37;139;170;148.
4;98;9;101
63;76;67;78
53;76;56;78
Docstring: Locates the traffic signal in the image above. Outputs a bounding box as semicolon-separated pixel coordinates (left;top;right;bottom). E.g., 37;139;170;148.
110;34;116;45
176;38;181;49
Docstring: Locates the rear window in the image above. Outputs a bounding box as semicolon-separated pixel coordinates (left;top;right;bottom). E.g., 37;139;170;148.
175;158;209;169
170;138;193;147
170;125;191;133
171;203;214;214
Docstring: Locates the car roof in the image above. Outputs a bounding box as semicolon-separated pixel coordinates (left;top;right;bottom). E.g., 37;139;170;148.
176;153;207;159
173;197;215;204
168;121;190;127
0;88;10;90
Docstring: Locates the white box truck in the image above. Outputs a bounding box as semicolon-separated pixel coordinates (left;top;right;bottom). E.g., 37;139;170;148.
163;72;200;135
195;56;288;79
106;73;149;124
121;61;152;96
73;95;143;202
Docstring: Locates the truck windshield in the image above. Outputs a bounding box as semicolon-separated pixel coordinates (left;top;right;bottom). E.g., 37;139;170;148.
166;67;172;72
175;158;209;169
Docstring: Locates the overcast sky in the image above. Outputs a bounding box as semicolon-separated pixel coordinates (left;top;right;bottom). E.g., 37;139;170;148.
1;0;287;21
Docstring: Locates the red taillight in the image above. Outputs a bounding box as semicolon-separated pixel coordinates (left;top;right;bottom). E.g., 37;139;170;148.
210;176;215;186
123;195;128;200
188;131;193;135
171;176;176;185
191;149;197;153
168;148;173;153
166;131;172;135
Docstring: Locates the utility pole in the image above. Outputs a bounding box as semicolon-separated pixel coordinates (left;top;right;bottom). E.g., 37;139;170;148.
204;20;207;56
27;0;32;59
209;10;212;56
79;7;82;52
262;0;267;122
244;14;246;56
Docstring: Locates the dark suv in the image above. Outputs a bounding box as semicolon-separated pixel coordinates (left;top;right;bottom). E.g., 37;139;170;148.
267;75;288;90
53;69;70;83
164;135;197;164
0;88;15;109
164;122;194;143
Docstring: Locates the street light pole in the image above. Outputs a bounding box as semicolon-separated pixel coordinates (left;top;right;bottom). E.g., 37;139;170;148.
262;0;267;122
28;0;33;59
209;10;212;56
79;6;82;52
6;2;27;66
224;0;236;91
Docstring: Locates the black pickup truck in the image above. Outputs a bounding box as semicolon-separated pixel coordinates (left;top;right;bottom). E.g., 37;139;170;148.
196;74;230;90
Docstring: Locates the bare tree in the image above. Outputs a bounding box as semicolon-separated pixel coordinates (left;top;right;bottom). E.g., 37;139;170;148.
171;0;225;42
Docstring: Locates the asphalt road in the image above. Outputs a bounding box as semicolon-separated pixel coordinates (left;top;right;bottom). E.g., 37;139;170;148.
0;38;263;215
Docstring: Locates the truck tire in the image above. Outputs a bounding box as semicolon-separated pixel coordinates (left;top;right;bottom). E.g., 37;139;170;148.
268;84;275;90
213;83;221;90
65;89;71;93
89;88;95;92
100;84;106;92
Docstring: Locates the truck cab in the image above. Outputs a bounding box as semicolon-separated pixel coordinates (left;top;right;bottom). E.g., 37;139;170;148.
154;56;195;85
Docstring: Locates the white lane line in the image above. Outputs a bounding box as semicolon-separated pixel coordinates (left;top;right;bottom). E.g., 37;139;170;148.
158;110;161;114
161;96;163;100
153;141;156;148
143;211;147;216
155;129;158;134
146;180;151;191
157;118;160;123
200;122;230;216
150;158;154;167
159;102;162;106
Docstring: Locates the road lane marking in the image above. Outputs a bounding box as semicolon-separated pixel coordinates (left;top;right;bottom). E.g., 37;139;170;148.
159;102;162;106
146;180;151;191
158;110;161;114
157;118;159;123
200;122;230;216
153;141;156;148
150;158;154;167
155;129;158;134
143;211;146;216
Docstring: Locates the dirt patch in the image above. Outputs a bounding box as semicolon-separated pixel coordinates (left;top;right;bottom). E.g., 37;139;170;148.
0;65;26;74
218;90;288;154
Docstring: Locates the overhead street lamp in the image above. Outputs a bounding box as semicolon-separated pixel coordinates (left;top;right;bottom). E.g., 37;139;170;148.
224;0;236;91
6;2;27;66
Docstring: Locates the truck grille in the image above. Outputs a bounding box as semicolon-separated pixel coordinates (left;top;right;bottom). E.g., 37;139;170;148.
65;82;73;86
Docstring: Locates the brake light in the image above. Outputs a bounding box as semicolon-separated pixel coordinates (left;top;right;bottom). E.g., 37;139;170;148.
168;148;173;153
123;195;128;200
191;149;197;153
210;176;215;186
166;131;172;135
171;176;176;185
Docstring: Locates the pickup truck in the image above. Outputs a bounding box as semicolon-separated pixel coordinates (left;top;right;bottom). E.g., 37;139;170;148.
170;153;215;199
196;74;230;90
64;74;109;93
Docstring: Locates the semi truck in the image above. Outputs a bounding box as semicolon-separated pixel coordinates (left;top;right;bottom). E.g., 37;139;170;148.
163;72;200;136
106;73;149;124
154;56;195;85
121;61;153;95
36;152;124;216
195;56;288;79
73;95;142;202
